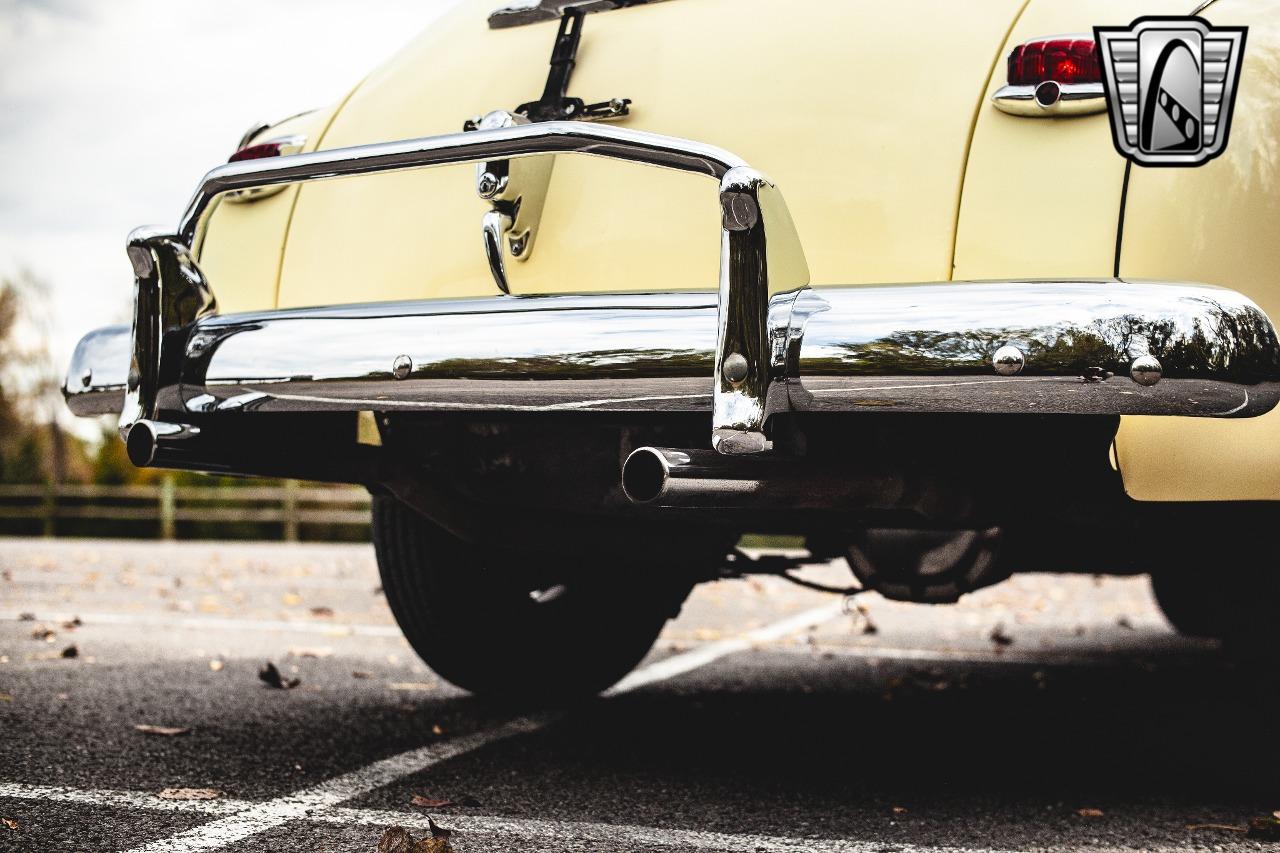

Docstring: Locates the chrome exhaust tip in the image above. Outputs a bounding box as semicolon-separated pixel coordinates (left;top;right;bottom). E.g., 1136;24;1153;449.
621;447;679;504
621;447;783;508
124;419;201;468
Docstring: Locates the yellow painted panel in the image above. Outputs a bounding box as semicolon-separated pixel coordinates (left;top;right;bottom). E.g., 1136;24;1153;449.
953;0;1186;281
197;107;339;313
279;0;1025;308
1116;0;1280;502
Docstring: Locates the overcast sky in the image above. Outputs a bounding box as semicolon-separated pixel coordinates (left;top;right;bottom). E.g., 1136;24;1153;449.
0;0;453;390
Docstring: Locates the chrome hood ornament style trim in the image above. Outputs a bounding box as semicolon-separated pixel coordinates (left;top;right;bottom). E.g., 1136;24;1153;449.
488;0;674;29
1096;16;1247;167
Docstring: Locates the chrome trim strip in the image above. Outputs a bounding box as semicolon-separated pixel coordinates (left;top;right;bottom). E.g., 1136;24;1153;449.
66;281;1280;420
992;82;1107;117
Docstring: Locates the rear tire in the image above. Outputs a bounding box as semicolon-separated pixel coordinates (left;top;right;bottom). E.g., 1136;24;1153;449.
1150;557;1280;655
372;495;690;699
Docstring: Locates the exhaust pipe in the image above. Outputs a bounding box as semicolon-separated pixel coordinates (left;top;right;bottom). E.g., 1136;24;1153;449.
622;446;972;514
124;420;201;468
120;415;380;484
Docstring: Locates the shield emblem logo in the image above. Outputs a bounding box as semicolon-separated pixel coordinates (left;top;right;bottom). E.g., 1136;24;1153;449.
1095;17;1247;167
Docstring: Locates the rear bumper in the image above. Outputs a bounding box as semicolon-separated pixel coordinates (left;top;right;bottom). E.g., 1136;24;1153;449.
62;119;1280;460
67;279;1280;421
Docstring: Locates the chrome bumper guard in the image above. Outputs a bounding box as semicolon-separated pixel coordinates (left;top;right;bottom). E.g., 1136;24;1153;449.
65;122;1280;458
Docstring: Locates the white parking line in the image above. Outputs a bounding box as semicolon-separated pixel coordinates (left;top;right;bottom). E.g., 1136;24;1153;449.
0;610;403;637
0;782;1196;853
108;601;845;853
0;782;250;816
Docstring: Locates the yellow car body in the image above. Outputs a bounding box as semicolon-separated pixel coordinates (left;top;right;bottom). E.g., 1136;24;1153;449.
61;0;1280;693
198;0;1280;504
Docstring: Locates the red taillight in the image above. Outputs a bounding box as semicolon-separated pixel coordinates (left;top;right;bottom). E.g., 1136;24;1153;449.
1007;38;1100;86
228;141;287;163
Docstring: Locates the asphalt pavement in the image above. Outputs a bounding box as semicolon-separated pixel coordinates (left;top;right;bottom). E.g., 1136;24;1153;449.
1;537;1278;852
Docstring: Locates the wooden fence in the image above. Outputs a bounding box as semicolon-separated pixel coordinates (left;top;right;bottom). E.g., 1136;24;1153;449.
0;480;371;540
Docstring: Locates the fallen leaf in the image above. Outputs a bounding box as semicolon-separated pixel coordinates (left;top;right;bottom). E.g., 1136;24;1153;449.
62;616;82;629
412;795;453;808
30;626;56;641
855;604;879;635
891;805;909;815
61;644;79;659
0;694;12;702
431;724;444;736
1076;807;1105;818
1248;813;1280;840
134;724;191;737
157;788;221;801
208;660;224;672
411;794;480;809
352;670;371;679
377;826;416;853
1;817;18;831
388;682;436;692
989;624;1014;647
258;661;300;690
288;646;333;659
309;606;334;617
17;612;35;621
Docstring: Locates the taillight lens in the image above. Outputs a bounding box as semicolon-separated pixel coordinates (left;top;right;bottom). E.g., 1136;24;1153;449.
229;141;289;162
1007;38;1100;86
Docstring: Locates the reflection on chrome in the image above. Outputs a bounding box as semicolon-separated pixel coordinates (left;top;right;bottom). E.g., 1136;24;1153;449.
66;281;1280;421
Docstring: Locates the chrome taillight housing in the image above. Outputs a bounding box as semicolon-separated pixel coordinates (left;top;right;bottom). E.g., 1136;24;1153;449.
992;35;1106;117
224;125;307;203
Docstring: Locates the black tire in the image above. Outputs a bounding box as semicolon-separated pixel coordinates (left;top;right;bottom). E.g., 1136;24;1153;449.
372;495;690;699
1150;561;1279;654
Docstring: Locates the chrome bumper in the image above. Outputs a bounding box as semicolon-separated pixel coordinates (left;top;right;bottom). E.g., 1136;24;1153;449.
63;120;1280;456
68;279;1280;421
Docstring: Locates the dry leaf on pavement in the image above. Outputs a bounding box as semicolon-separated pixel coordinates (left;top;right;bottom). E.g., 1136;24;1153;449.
258;661;300;690
158;788;221;801
1;818;18;831
310;606;335;617
134;724;191;737
1076;808;1105;818
377;826;415;853
0;694;12;703
989;624;1014;647
1248;813;1280;840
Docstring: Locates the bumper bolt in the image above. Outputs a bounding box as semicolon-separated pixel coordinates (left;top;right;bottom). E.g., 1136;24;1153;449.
992;345;1025;376
722;353;750;384
477;171;501;199
392;354;413;380
1130;355;1162;387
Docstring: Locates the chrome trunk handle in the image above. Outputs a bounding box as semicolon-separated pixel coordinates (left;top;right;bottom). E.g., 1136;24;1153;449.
125;121;810;454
